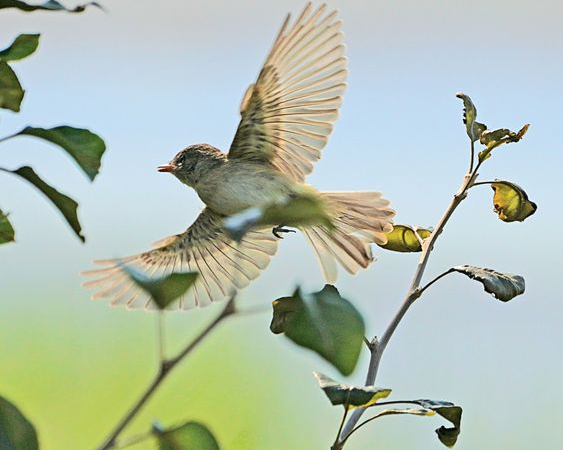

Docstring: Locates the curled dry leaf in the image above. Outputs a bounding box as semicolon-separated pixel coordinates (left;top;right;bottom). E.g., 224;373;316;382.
452;265;525;302
491;181;537;222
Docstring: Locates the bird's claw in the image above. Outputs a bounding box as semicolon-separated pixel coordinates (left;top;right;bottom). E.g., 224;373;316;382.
272;224;296;239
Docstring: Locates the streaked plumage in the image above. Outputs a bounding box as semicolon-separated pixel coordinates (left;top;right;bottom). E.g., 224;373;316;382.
83;3;395;310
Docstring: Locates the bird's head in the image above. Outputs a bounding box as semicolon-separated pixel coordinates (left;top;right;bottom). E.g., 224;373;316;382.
158;143;225;187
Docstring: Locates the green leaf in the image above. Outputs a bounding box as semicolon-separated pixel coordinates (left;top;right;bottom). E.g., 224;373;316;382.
15;126;106;181
361;399;462;448
452;265;525;302
271;285;365;375
0;62;24;112
224;192;333;242
122;265;198;309
0;35;39;62
478;124;529;162
0;396;39;450
491;180;537;222
0;0;101;12
3;166;84;241
313;372;391;409
377;225;432;253
365;407;435;418
455;92;487;142
154;421;220;450
0;209;15;244
417;400;462;447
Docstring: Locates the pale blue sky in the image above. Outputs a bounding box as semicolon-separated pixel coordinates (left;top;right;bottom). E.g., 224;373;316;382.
1;1;562;449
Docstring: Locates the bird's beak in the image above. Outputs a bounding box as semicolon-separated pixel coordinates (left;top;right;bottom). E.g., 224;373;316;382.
157;163;176;173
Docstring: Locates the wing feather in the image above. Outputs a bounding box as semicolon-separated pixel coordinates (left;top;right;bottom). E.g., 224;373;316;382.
228;3;347;181
83;208;278;310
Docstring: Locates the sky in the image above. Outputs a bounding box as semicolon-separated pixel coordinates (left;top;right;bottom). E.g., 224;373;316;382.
1;1;562;449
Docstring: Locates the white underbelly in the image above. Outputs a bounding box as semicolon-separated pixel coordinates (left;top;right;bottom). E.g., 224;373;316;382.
196;165;294;216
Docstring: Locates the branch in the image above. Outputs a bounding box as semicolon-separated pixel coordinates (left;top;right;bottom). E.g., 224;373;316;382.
93;297;237;450
338;170;478;443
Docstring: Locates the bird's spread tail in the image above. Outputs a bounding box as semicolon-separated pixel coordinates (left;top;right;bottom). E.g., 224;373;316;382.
301;191;395;283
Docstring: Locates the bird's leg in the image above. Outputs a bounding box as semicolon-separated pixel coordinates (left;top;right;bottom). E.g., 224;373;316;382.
272;224;296;239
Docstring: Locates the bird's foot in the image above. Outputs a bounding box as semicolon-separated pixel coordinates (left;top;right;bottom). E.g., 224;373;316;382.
272;224;296;239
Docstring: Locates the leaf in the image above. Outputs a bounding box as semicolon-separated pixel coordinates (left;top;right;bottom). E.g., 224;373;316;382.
0;34;40;62
271;285;365;375
455;92;487;142
15;126;106;181
491;180;537;222
154;421;220;450
4;166;84;241
0;62;24;112
367;407;435;418
0;209;15;244
377;225;431;253
478;124;529;162
224;192;333;242
0;396;39;450
313;372;391;409
416;400;462;447
452;265;525;302
0;0;101;13
123;265;198;309
361;399;462;448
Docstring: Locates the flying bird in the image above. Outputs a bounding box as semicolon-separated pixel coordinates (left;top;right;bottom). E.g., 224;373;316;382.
83;3;395;309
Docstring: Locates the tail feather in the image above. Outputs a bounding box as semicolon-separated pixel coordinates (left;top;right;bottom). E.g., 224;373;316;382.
302;191;394;283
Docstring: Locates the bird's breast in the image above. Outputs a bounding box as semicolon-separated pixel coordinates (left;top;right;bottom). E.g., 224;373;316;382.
195;163;295;216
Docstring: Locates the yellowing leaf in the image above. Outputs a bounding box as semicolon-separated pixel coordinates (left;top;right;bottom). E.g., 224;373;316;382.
478;124;530;162
377;225;432;253
491;181;536;222
314;372;391;409
455;92;487;142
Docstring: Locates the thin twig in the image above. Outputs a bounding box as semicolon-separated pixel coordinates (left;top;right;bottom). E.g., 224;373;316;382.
156;311;165;363
338;168;479;443
94;297;237;450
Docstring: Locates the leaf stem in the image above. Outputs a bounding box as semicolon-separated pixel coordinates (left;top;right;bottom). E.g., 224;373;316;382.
469;139;475;173
0;133;17;144
93;297;237;450
417;268;455;296
471;180;496;187
331;407;349;450
337;168;479;444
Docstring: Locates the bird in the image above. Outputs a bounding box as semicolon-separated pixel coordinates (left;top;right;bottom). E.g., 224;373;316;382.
83;3;395;310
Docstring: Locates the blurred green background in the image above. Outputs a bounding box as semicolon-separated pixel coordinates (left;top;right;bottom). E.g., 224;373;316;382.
1;0;562;449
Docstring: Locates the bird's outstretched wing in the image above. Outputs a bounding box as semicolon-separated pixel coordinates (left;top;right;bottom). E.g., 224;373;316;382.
83;208;278;310
228;2;347;181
